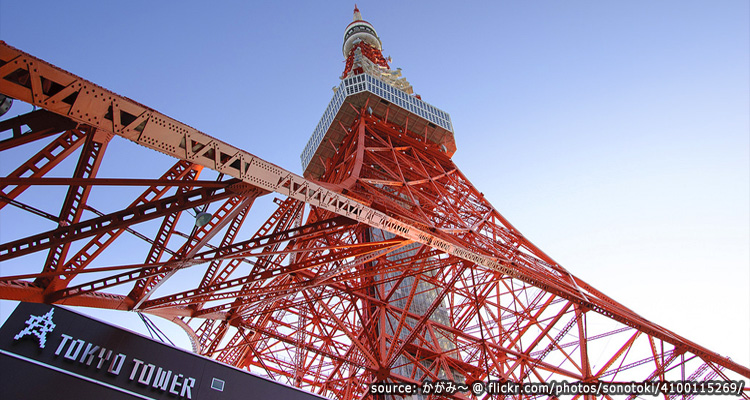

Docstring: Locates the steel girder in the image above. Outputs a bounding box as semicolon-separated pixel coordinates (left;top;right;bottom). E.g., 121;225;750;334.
1;41;748;400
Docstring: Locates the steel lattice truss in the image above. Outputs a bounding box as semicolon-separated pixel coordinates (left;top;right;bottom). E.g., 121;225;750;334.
0;38;748;400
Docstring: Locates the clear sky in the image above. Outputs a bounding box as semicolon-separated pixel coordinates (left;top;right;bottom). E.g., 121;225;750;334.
1;0;748;369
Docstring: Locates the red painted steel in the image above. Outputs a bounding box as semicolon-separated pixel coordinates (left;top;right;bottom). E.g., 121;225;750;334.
0;7;748;400
342;41;390;79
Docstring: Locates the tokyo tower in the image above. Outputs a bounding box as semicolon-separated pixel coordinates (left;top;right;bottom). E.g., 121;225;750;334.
1;5;748;400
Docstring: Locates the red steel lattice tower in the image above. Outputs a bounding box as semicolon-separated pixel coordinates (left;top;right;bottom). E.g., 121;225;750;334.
0;6;748;400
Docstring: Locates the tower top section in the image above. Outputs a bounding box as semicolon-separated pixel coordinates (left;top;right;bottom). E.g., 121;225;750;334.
342;5;382;58
340;6;397;85
301;7;456;178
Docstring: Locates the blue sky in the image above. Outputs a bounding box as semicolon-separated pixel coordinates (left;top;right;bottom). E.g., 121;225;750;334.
1;1;748;368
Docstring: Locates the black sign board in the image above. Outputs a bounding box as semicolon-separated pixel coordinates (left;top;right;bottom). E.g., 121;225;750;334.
0;302;328;400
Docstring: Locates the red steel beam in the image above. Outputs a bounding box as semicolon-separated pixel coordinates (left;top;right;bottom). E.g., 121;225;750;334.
0;177;238;187
42;127;111;290
0;109;77;151
0;129;86;210
0;180;254;262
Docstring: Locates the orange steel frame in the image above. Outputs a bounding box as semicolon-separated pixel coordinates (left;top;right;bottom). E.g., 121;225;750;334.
1;40;748;400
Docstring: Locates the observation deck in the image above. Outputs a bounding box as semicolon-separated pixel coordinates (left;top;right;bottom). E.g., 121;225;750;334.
300;72;456;180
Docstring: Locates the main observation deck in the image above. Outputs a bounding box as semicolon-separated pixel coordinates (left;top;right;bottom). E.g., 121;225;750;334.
301;72;456;180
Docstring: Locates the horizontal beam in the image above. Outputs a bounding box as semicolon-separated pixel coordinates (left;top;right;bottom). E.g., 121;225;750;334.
0;177;238;187
0;180;258;262
0;109;77;151
0;279;131;309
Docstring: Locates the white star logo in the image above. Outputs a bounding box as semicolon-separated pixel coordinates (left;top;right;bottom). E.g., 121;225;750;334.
14;308;56;348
